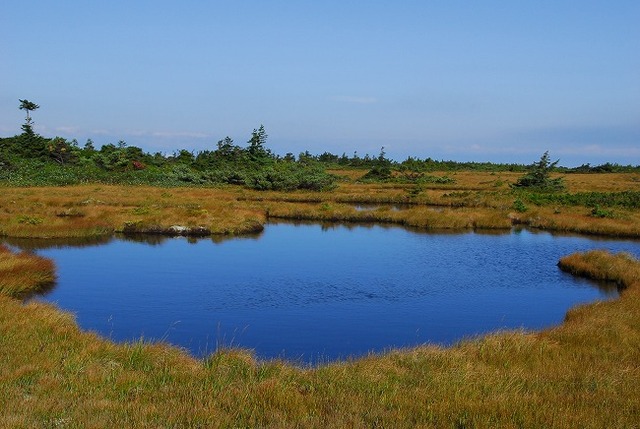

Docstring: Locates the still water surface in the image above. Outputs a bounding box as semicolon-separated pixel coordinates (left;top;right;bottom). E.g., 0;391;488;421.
20;223;640;364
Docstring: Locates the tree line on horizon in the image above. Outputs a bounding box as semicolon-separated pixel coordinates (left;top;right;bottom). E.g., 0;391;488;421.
1;99;638;188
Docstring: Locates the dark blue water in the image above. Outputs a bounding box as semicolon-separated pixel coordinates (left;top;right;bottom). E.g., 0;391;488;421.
22;223;640;364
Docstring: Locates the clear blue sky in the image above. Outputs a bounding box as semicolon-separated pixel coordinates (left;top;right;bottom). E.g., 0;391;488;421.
2;1;639;166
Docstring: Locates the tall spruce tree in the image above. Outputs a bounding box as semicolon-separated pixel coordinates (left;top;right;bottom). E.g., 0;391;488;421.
19;99;40;136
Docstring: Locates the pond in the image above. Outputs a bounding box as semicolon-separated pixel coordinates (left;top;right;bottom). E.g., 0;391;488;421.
13;222;640;365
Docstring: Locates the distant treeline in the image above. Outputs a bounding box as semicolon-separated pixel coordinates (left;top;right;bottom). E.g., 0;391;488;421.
1;128;639;189
309;151;640;174
0;127;334;190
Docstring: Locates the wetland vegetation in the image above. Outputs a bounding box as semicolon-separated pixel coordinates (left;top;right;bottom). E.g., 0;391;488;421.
1;125;640;427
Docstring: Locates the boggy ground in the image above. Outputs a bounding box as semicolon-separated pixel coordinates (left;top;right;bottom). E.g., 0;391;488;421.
1;171;640;239
1;171;640;427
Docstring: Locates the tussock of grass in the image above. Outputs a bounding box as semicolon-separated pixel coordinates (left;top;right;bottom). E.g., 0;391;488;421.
559;250;640;288
0;245;55;297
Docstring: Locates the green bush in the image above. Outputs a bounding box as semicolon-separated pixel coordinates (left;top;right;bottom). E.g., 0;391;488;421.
417;175;455;184
512;152;564;191
360;165;392;182
245;164;335;191
517;190;640;209
590;205;615;219
16;215;43;225
513;199;528;213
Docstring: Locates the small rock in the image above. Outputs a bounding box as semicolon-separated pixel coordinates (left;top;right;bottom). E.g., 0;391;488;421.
168;225;189;235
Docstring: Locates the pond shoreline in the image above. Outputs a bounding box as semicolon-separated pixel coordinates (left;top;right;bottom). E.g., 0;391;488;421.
15;222;638;364
1;182;640;241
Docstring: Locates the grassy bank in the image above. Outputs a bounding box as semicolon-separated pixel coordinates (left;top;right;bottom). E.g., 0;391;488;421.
1;245;639;427
0;244;55;297
1;171;640;239
0;185;267;238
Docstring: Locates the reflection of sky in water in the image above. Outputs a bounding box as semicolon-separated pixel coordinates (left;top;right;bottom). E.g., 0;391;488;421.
22;225;640;365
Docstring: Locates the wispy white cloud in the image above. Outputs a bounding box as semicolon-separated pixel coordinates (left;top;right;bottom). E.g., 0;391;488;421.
438;143;537;157
55;126;80;134
555;144;640;158
150;131;210;139
48;127;211;140
120;129;211;139
91;129;111;135
330;95;378;104
459;143;640;159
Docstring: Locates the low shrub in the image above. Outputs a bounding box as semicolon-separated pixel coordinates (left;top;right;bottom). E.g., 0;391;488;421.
590;205;614;218
512;199;528;213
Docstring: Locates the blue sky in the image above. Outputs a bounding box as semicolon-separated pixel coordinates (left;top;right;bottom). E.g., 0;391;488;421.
2;1;639;166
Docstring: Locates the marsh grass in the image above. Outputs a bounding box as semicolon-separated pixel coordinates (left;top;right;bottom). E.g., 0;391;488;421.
558;250;640;288
0;245;55;297
521;206;640;238
0;185;266;238
2;171;640;240
266;201;513;231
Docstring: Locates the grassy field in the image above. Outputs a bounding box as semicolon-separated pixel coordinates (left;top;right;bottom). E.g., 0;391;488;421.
1;171;639;239
1;171;640;427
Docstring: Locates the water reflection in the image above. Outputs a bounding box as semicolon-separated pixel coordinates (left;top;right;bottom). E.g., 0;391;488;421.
18;280;57;301
353;204;412;212
3;230;267;251
7;224;640;365
3;235;114;251
121;231;265;246
272;219;447;236
587;279;624;295
120;233;171;246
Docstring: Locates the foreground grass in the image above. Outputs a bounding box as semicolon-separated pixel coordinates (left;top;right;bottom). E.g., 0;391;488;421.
1;245;639;427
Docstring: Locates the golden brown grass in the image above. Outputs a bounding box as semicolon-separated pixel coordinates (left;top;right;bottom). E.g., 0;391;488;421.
563;172;640;192
266;201;513;230
510;205;640;238
4;170;640;241
0;185;266;238
1;249;639;427
0;245;55;297
559;250;640;288
328;170;640;193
